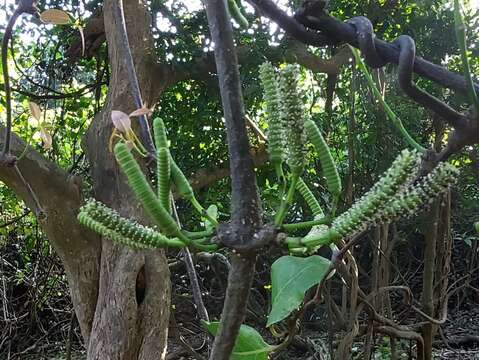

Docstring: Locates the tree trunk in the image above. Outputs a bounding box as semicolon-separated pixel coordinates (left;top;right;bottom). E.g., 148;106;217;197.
1;0;172;358
84;0;171;358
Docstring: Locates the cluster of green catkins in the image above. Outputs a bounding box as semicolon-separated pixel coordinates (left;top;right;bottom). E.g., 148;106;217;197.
78;199;184;249
259;62;307;176
77;118;217;252
298;150;459;249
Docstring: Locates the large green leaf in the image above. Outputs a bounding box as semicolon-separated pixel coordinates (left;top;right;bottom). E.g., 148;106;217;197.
202;321;273;360
267;255;331;327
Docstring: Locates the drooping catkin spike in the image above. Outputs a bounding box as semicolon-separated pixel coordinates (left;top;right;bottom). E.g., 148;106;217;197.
78;212;153;249
114;142;183;239
305;119;342;198
301;154;459;249
157;147;171;213
279;64;307;176
153;117;169;149
228;0;249;28
169;153;194;200
331;149;420;237
378;162;459;221
259;62;283;166
296;178;324;218
78;199;185;249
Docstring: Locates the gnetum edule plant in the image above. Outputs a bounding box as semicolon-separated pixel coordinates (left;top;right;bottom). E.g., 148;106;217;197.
3;0;477;358
76;59;459;358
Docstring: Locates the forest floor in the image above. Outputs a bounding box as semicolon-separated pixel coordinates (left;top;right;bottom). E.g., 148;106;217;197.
2;245;479;359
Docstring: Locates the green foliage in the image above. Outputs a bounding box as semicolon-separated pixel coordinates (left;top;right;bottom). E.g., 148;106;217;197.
267;255;331;326
202;321;274;359
304;119;342;199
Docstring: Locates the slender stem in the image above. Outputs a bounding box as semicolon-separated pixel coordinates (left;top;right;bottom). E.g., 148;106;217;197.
182;229;214;239
274;174;299;227
190;196;219;227
13;164;44;218
2;10;20;156
282;216;330;231
454;0;479;114
172;200;210;323
113;0;156;158
350;47;426;152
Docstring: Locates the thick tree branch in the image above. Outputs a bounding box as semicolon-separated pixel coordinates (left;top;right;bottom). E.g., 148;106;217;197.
204;0;264;359
204;0;262;247
247;0;479;97
0;127;100;344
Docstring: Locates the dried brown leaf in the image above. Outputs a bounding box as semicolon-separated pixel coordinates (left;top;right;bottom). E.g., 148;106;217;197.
40;9;71;25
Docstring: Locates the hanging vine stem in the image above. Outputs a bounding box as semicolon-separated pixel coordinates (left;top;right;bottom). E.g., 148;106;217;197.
112;0;156;160
1;1;45;217
1;0;38;160
350;46;426;152
454;0;479;114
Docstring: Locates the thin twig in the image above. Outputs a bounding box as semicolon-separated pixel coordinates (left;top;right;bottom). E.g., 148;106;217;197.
2;9;21;156
1;0;38;157
112;0;156;159
0;209;30;229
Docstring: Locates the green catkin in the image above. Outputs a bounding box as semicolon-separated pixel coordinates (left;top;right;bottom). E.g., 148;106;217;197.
170;153;194;200
279;64;307;176
82;199;184;248
157;147;171;213
300;154;459;248
78;212;152;249
227;0;249;28
376;162;459;222
259;62;284;168
114;142;184;240
304;119;342;198
77;210;185;249
331;149;420;238
296;178;324;218
153;118;168;149
152;117;194;201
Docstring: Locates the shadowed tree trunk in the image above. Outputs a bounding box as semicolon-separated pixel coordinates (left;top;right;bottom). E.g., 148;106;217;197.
0;0;173;358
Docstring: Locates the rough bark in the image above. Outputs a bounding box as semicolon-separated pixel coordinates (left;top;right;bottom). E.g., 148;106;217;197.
84;0;171;358
0;128;100;344
1;0;174;358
